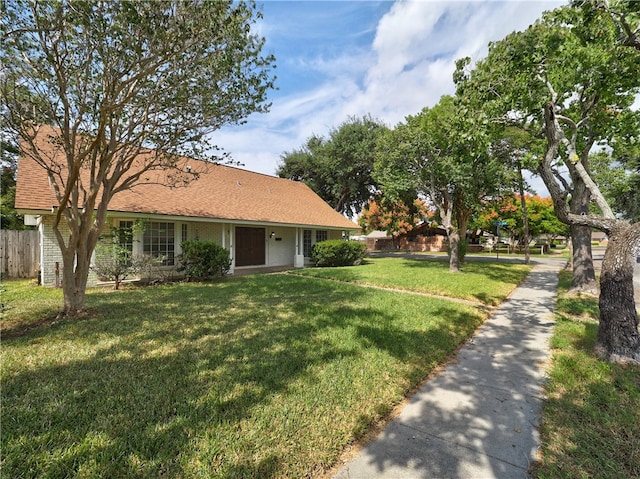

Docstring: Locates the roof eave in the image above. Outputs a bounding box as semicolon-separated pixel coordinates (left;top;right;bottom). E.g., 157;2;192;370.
25;209;359;231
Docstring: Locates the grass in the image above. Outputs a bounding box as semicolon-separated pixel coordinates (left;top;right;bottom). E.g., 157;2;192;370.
1;260;529;478
0;279;65;336
534;270;640;479
289;256;532;306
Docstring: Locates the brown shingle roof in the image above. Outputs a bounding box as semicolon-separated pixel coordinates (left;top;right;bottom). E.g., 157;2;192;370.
14;126;357;230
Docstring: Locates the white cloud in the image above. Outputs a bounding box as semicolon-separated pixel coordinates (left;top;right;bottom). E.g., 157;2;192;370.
216;0;565;176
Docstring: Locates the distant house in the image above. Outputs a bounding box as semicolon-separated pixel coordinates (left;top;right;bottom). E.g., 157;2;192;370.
397;224;448;252
364;230;394;251
14;127;357;286
591;231;608;245
359;225;449;252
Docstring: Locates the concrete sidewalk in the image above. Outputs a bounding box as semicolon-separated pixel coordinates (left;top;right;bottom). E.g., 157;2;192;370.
334;259;563;479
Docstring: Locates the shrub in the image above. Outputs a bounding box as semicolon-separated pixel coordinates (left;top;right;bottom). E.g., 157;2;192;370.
311;240;367;267
178;240;231;280
93;244;137;289
92;220;160;289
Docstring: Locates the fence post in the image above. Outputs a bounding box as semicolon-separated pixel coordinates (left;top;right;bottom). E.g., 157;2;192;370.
1;230;6;278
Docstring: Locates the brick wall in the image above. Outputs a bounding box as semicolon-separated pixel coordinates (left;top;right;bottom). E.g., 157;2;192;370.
397;234;448;252
40;216;98;287
365;237;395;251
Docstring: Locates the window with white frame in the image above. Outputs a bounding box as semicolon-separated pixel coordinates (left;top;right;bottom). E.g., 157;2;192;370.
181;223;188;244
302;229;329;257
316;230;328;243
118;221;134;254
303;229;312;257
143;222;175;265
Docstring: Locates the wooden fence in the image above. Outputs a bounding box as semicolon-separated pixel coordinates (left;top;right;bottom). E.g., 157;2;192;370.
0;230;40;279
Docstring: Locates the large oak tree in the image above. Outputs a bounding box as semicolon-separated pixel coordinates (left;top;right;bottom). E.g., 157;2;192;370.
1;0;276;314
460;2;640;363
277;116;387;218
374;96;510;272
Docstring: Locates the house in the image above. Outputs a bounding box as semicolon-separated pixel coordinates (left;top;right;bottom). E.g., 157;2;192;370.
14;126;358;286
363;230;394;251
591;231;608;246
396;224;448;252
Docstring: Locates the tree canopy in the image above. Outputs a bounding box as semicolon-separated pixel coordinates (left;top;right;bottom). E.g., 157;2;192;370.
590;148;640;223
456;1;640;292
474;194;569;245
457;1;640;363
374;95;510;271
277;116;387;217
359;197;433;237
1;0;276;313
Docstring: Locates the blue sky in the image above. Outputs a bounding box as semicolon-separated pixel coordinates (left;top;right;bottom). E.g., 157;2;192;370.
214;0;565;192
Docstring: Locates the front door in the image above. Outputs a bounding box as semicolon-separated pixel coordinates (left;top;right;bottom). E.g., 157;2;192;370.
235;227;266;267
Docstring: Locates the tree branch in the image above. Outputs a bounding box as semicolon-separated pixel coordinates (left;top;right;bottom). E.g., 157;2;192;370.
541;101;617;229
601;0;640;50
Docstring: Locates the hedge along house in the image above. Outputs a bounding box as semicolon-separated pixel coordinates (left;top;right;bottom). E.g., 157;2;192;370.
14;128;358;287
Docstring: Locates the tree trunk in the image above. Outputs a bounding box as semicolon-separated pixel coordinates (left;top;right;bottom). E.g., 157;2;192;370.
539;101;639;365
569;173;597;292
61;250;90;315
55;209;105;315
517;166;530;265
456;211;470;265
570;224;597;293
595;225;640;364
447;228;461;273
433;191;461;273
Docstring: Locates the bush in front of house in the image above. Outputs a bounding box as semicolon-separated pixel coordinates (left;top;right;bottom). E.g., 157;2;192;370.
178;240;231;280
311;240;367;267
93;244;143;290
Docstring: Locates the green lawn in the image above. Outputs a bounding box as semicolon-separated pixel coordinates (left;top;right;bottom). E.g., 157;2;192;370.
289;256;532;306
1;260;530;478
534;270;640;479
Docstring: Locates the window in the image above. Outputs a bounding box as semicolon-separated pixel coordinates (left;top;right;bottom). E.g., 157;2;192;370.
303;230;328;257
143;222;175;265
316;230;328;243
303;229;312;257
118;221;134;254
181;223;188;244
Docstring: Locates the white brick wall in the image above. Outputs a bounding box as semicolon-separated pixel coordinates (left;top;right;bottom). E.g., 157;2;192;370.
38;215;349;285
188;222;224;243
41;217;64;286
40;216;100;287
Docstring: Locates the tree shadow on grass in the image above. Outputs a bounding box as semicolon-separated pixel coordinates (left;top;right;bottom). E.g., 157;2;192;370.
400;256;530;280
335;267;559;479
3;320;353;477
1;276;366;477
397;257;532;305
3;274;474;478
534;319;640;478
355;306;483;364
285;267;363;285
